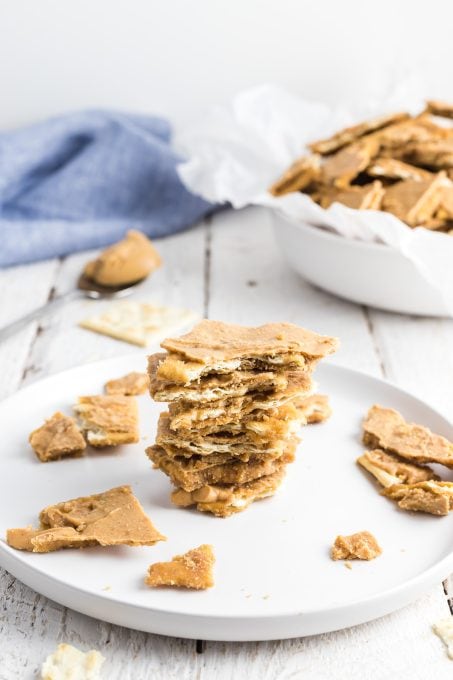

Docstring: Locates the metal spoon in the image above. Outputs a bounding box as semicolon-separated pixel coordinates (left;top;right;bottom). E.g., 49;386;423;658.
0;273;145;342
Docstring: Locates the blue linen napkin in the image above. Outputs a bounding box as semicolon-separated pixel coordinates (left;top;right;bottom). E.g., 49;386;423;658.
0;110;214;267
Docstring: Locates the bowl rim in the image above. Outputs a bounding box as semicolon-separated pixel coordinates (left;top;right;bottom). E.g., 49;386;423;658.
273;208;394;253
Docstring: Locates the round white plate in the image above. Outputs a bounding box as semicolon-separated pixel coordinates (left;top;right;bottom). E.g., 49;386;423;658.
1;354;453;641
272;211;451;317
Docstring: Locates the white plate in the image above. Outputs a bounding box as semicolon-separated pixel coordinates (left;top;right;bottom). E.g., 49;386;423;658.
273;211;450;317
1;354;453;641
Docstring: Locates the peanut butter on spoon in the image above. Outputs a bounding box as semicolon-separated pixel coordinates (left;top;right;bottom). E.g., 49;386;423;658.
84;230;161;287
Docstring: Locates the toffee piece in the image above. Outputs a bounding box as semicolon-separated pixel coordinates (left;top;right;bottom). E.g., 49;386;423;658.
169;401;304;438
148;352;288;403
295;394;332;424
382;481;453;516
146;544;215;589
404;140;453;170
331;531;382;561
357;449;438;488
363;405;453;468
156;412;298;457
269;154;321;196
147;443;295;492
317;182;384;210
381;173;447;226
367;157;432;182
320;138;380;188
7;485;165;552
167;372;313;430
309;111;409;155
171;465;287;518
74;395;139;447
161;320;338;372
426;99;453;119
104;371;148;396
29;411;86;462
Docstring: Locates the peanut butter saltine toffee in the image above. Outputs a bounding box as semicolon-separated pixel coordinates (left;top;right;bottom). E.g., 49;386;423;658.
104;371;148;396
269;154;321;197
29;412;86;463
166;401;307;439
309;111;410;155
73;395;139;447
166;371;313;430
357;448;439;488
363;405;453;468
381;480;453;516
147;443;296;493
148;352;287;403
294;394;332;424
381;172;448;227
146;544;215;589
146;320;337;516
7;486;165;553
367;158;433;182
171;465;288;518
155;320;337;384
331;531;382;561
270;101;453;232
320;137;380;188
156;411;301;455
315;181;384;211
360;406;453;516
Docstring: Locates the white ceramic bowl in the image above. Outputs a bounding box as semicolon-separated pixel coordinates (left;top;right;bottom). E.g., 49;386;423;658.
272;211;449;317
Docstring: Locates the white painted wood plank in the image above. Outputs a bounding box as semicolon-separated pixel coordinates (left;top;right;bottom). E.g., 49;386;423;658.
199;591;451;680
1;582;449;679
0;575;200;679
207;206;381;377
0;259;59;399
365;311;453;415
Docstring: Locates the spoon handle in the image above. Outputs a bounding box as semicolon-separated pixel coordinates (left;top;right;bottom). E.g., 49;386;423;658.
0;289;83;343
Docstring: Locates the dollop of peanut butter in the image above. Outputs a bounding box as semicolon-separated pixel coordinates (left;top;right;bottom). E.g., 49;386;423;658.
84;230;161;287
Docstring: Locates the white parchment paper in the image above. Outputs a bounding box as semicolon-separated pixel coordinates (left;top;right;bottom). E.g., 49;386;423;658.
176;85;453;312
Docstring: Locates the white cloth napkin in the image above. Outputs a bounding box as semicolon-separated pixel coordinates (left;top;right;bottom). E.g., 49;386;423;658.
176;84;453;313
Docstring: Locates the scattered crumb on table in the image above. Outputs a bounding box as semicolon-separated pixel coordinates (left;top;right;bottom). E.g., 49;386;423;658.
433;618;453;659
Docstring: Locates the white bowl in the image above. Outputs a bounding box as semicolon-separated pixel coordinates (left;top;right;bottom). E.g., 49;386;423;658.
272;211;450;317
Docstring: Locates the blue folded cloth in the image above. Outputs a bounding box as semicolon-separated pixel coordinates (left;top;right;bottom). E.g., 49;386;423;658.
0;110;214;267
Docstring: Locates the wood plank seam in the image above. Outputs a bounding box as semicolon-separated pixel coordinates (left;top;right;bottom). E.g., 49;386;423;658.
19;256;65;386
442;580;453;616
2;256;68;650
362;306;387;378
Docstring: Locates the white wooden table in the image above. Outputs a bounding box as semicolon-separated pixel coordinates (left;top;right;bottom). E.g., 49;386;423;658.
1;206;453;679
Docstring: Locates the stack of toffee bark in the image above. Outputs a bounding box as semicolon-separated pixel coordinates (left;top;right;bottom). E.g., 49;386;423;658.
147;320;337;517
